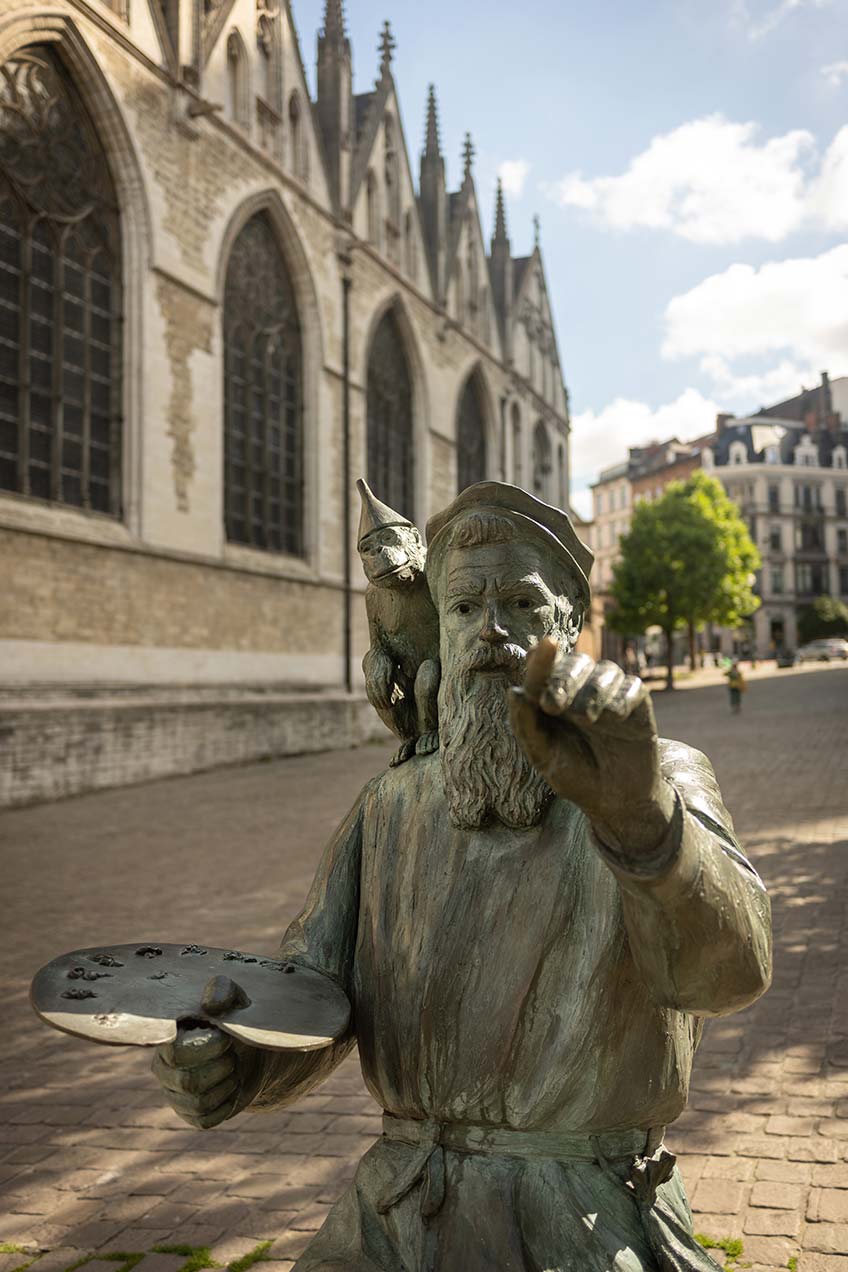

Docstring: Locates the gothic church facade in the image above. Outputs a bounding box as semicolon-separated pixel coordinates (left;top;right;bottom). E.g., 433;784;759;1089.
0;0;572;804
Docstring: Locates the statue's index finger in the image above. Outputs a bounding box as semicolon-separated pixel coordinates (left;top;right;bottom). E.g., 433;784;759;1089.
160;1025;231;1069
522;636;560;703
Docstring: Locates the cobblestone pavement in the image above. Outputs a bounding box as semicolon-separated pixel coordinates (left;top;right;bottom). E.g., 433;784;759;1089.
1;662;847;1272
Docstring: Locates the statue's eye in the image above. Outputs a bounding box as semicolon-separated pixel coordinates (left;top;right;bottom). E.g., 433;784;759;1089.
457;602;472;615
516;598;532;610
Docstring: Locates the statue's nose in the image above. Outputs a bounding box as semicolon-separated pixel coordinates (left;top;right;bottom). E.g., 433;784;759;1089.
480;605;508;644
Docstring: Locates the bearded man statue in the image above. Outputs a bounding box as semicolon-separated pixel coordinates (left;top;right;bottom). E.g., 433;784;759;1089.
151;482;772;1272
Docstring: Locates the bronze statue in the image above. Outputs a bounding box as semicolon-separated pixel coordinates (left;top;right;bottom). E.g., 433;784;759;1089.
34;481;773;1271
356;479;440;765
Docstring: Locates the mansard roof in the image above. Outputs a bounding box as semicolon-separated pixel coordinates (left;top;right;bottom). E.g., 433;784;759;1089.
712;418;848;467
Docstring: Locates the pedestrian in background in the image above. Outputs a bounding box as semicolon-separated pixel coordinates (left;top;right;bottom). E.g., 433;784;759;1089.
725;659;747;714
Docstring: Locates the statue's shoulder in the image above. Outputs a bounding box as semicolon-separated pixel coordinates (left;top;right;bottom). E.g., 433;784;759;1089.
366;750;441;809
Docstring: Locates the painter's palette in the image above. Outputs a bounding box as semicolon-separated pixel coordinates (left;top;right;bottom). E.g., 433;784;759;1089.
30;943;350;1051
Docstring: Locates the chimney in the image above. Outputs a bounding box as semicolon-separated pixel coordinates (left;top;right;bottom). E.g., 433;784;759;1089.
716;413;735;434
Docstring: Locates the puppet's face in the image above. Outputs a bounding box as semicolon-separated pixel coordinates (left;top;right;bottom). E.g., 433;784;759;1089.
359;525;426;587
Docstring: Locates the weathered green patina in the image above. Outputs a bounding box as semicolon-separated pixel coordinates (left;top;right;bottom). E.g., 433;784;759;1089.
150;482;772;1272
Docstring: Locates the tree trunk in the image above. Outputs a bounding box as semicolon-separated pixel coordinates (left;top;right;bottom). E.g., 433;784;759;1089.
688;620;697;672
665;628;674;690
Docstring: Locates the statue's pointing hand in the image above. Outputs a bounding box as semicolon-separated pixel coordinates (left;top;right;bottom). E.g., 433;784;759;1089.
509;638;677;862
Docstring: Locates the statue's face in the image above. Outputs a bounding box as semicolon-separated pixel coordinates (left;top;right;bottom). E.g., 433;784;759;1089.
359;525;425;586
439;542;563;669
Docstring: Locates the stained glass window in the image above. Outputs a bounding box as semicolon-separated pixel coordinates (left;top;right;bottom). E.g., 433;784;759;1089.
223;211;302;554
532;419;551;499
366;310;413;518
0;47;123;515
456;374;486;492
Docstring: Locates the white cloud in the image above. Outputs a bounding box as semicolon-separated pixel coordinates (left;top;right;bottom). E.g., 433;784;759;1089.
735;0;835;40
810;126;848;229
553;115;814;244
551;114;848;244
570;388;721;509
497;159;530;198
662;245;848;406
821;59;848;86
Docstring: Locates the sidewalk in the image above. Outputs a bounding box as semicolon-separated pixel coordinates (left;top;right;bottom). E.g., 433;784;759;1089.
1;665;847;1272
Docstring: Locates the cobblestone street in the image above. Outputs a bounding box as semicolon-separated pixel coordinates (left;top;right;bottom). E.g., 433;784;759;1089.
2;662;847;1272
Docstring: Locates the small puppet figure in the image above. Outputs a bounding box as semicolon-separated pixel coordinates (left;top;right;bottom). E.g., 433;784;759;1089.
356;479;440;766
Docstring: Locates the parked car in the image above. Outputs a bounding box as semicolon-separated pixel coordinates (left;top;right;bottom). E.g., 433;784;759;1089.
775;647;798;667
797;637;848;662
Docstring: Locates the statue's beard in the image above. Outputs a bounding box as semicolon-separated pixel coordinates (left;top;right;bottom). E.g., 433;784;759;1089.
439;642;554;831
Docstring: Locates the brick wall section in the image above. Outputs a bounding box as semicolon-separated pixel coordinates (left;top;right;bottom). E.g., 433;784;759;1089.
0;530;352;655
0;690;386;807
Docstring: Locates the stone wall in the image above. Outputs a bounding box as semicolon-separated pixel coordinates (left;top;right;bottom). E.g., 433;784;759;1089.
0;686;387;808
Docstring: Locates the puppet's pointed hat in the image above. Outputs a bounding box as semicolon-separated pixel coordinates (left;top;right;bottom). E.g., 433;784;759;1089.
356;478;412;545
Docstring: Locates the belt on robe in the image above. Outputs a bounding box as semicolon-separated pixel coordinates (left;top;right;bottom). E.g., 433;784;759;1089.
377;1114;671;1219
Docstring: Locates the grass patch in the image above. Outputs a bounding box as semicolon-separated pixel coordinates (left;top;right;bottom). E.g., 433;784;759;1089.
98;1256;145;1272
228;1243;273;1272
0;1245;39;1272
151;1245;221;1272
694;1233;748;1267
787;1259;798;1272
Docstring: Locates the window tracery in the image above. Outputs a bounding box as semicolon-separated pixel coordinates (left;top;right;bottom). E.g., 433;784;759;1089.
366;310;413;518
456;374;487;492
0;47;123;516
223;211;302;555
532;419;551;499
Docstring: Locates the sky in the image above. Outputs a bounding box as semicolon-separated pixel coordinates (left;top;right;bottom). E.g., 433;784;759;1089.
294;0;848;517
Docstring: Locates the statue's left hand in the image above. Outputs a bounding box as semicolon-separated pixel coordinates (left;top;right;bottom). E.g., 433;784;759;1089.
508;638;676;859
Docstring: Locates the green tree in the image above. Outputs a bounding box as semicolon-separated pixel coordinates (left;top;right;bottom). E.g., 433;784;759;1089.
607;472;761;689
797;595;848;643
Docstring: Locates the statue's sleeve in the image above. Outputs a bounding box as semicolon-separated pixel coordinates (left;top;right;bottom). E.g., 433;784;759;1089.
247;783;369;1111
599;740;772;1018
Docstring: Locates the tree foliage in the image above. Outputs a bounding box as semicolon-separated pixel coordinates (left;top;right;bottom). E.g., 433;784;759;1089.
607;472;761;687
797;595;848;643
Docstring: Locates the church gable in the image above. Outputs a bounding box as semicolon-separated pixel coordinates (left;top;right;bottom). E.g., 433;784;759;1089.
511;245;566;415
444;164;500;357
201;0;331;205
350;61;431;295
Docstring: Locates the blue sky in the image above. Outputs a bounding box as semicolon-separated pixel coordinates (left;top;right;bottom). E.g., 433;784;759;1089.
295;0;848;515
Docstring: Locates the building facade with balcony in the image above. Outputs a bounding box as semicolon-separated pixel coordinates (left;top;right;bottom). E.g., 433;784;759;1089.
703;387;848;655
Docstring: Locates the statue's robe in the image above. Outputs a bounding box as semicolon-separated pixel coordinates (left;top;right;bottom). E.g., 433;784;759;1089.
248;741;772;1272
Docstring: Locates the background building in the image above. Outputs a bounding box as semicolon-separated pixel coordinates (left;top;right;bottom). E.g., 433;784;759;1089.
703;374;848;657
0;0;572;805
587;435;709;662
583;373;848;667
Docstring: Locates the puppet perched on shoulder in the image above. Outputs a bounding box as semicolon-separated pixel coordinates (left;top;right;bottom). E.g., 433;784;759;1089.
357;479;440;766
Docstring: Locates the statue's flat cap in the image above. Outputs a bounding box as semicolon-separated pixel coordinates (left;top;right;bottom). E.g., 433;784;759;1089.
425;482;593;605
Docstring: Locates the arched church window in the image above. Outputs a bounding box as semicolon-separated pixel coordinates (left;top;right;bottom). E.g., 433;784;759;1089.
227;32;250;131
456;373;487;492
288;91;302;177
366;170;379;247
403;208;417;281
454;263;464;324
223;211;302;554
557;440;566;507
384;115;400;228
532;419;551;499
0;47;122;515
366;309;413;518
511;402;522;487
